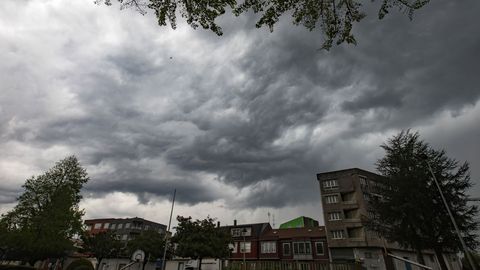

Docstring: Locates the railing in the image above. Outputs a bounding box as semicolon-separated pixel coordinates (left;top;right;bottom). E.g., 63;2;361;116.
223;261;360;270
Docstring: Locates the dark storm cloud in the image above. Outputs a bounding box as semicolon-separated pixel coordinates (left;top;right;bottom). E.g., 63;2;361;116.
1;0;479;212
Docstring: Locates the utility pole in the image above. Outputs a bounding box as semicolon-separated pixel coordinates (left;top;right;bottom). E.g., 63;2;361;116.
422;156;477;270
162;189;176;270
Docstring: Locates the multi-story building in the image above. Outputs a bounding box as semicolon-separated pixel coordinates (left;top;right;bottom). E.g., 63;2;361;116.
259;227;329;262
316;168;461;270
84;217;167;241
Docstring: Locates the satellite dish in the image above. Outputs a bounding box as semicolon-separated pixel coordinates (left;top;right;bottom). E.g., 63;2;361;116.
132;250;145;262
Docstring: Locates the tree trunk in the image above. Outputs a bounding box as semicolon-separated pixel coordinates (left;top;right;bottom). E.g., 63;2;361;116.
416;250;426;266
142;253;149;270
198;258;203;270
434;248;448;270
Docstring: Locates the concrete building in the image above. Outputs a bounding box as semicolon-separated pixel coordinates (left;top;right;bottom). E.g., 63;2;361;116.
84;217;167;242
316;168;462;270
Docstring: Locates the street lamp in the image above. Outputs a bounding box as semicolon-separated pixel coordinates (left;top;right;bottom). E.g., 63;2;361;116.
242;228;247;270
421;154;477;270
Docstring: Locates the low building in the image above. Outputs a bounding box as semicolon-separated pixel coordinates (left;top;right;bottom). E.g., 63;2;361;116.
259;227;329;262
222;220;272;261
84;217;167;241
279;216;320;229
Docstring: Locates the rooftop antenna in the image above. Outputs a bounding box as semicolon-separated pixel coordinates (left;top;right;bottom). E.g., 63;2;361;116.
268;212;271;224
272;214;275;229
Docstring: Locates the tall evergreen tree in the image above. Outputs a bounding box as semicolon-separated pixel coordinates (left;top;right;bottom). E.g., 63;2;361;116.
0;156;89;264
366;130;478;270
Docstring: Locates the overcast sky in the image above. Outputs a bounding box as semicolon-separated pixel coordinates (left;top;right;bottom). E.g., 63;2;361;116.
1;0;479;228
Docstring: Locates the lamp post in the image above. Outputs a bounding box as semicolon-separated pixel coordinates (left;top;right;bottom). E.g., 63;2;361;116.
421;155;477;270
242;228;247;270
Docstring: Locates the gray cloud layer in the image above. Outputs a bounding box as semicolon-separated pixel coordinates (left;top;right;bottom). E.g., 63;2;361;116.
1;0;479;213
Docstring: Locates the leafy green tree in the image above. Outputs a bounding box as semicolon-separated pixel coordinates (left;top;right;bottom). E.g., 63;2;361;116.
82;231;122;270
127;230;173;270
95;0;429;50
173;216;232;270
0;156;89;265
366;130;478;270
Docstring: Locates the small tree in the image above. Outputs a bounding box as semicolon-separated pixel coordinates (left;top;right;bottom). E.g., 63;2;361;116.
0;156;89;264
127;230;173;270
173;216;232;270
82;231;122;270
367;130;479;270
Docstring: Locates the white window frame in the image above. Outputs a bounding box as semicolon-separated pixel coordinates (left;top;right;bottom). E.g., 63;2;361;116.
229;243;237;253
231;228;251;237
329;212;341;221
325;195;338;204
293;242;311;255
239;242;251;253
94;223;102;229
323;179;339;189
331;230;345;239
261;241;276;254
315;242;324;255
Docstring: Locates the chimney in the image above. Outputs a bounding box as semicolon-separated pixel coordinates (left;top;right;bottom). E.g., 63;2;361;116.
217;221;220;227
234;219;237;226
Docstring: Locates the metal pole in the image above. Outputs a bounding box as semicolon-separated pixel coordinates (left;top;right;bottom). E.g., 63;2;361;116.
162;189;176;270
424;160;477;270
242;229;246;270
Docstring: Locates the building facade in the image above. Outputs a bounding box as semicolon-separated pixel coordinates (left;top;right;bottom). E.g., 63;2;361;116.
259;227;329;262
84;217;167;242
223;221;272;261
317;168;462;270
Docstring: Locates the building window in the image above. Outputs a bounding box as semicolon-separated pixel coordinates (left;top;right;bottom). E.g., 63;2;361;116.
231;228;251;237
145;225;149;230
315;242;324;255
329;212;341;221
239;242;251;253
323;179;339;189
229;243;237;253
359;176;368;187
325;195;338;204
94;223;102;229
110;223;117;230
293;242;311;255
103;223;110;229
122;234;128;240
331;230;345;239
125;223;131;229
283;243;291;256
261;241;276;254
86;225;92;231
117;223;123;229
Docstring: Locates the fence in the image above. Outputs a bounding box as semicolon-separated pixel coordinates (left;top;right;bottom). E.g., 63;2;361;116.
223;261;360;270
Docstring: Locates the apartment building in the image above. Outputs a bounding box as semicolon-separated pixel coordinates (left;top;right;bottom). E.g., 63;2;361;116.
84;217;167;241
316;168;461;270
